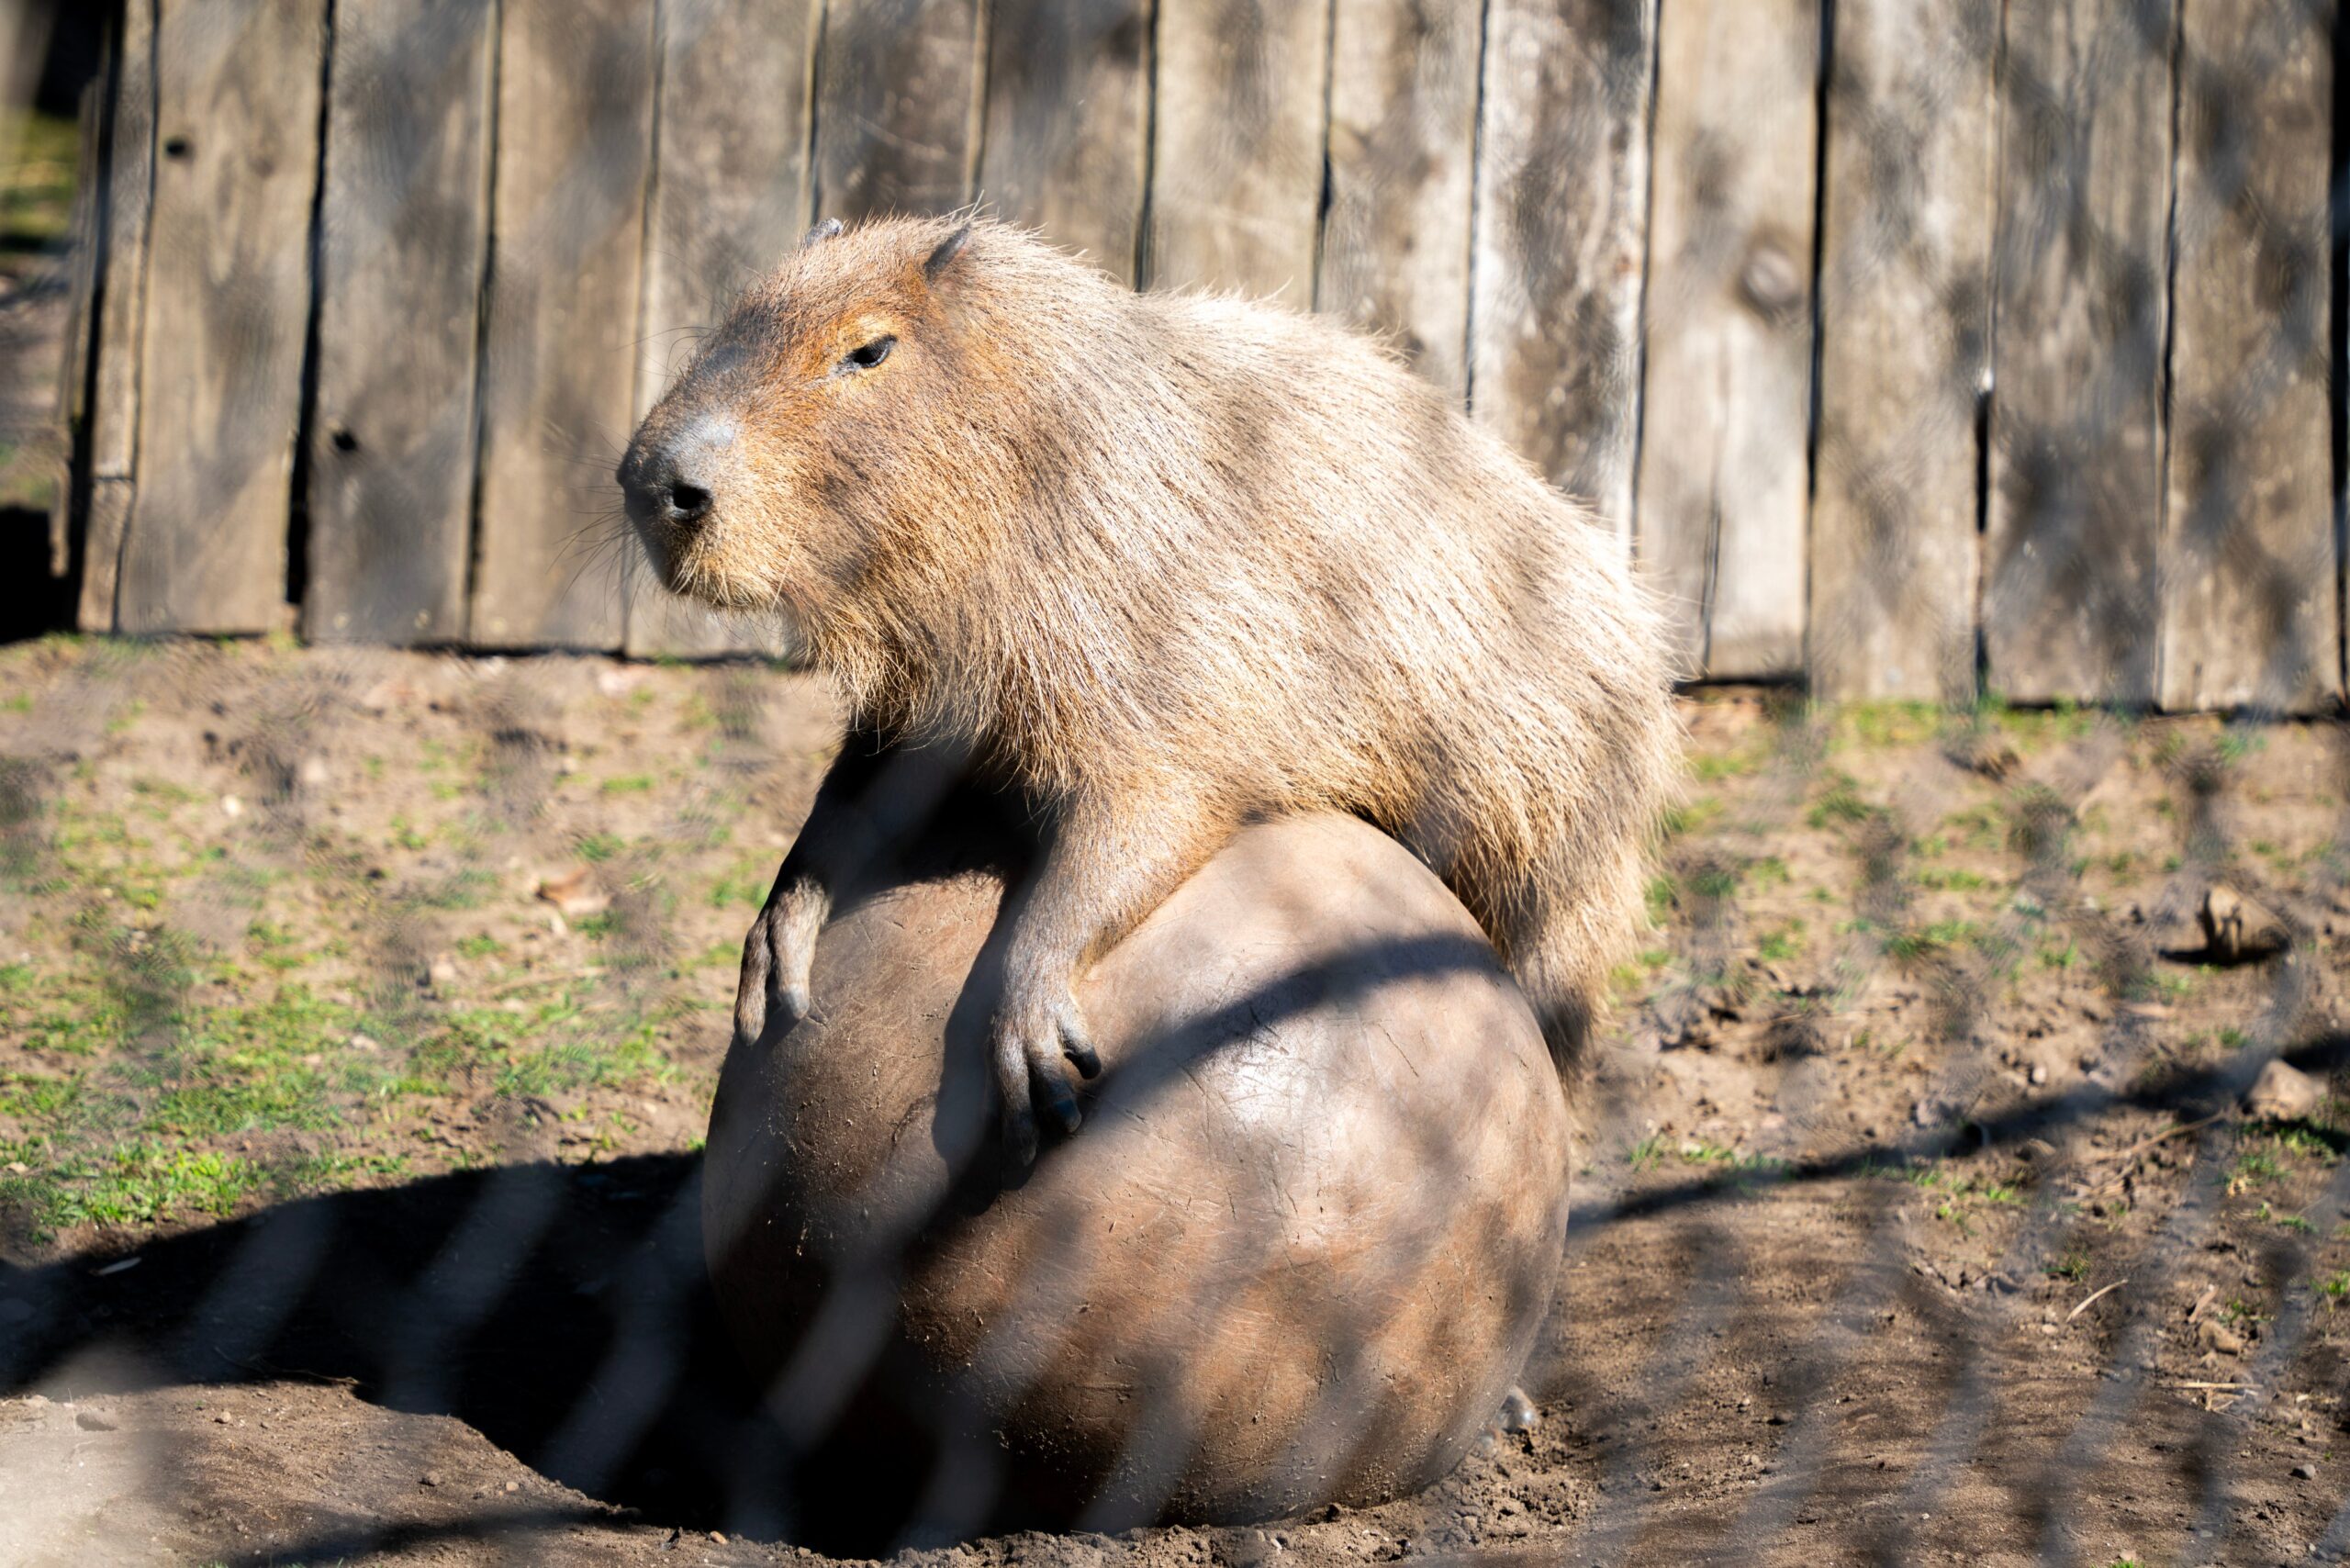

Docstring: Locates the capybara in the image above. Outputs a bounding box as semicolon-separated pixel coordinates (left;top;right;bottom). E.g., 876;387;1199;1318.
621;214;1680;1162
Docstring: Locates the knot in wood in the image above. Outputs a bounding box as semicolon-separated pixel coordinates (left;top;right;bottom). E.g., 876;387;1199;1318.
1739;242;1805;319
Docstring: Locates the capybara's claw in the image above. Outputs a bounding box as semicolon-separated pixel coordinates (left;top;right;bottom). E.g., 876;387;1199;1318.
993;991;1093;1164
1058;1007;1102;1080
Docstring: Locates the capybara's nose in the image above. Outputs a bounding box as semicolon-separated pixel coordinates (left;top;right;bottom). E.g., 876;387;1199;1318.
619;443;713;530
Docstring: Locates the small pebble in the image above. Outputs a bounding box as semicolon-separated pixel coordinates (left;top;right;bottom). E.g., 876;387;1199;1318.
2294;1463;2317;1481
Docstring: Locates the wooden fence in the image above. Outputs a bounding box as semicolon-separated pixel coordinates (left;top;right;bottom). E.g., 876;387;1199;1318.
46;0;2350;710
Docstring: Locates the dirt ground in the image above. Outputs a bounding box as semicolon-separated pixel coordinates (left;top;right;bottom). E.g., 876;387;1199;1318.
2;636;2348;1566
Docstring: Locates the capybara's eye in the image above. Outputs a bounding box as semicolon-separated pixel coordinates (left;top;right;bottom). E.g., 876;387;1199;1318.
837;336;895;374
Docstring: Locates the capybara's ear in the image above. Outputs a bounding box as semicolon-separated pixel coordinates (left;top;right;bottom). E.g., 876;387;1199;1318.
923;222;973;284
802;217;844;248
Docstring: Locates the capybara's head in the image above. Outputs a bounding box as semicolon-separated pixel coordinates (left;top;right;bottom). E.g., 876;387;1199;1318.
620;214;1004;627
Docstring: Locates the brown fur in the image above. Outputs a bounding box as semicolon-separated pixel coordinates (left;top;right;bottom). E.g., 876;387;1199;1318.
624;215;1680;1158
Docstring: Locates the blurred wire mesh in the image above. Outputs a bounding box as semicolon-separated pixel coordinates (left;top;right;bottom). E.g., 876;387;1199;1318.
2;0;2349;1562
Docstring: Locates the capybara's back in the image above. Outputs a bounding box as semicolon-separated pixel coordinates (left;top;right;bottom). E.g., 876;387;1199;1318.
624;215;1680;1071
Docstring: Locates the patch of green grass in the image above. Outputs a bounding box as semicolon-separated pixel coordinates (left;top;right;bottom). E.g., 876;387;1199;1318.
2038;938;2080;970
454;933;504;961
599;774;656;795
1885;919;1983;964
2045;1251;2090;1282
1838;701;1942;749
0;1070;84;1121
426;993;673;1100
1686;861;1740;901
1674;1138;1786;1180
38;1143;261;1229
1915;866;1992;892
1756;921;1807;963
1937;806;2004;853
1658;791;1728;841
577;832;626;863
416;870;494;911
1;111;79;252
1898;1162;2023;1236
2231;1148;2285;1188
2321;1271;2350;1310
1807;772;1876;829
710;856;777;910
1984;695;2099;748
2272;1126;2339;1161
243;918;310;972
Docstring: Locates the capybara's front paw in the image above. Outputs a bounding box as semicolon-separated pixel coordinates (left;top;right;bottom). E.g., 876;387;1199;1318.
990;985;1103;1167
733;880;823;1046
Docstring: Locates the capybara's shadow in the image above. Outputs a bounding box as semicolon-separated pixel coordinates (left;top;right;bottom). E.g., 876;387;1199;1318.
0;1153;946;1555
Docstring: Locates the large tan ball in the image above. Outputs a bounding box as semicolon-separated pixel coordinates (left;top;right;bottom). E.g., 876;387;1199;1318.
702;809;1571;1539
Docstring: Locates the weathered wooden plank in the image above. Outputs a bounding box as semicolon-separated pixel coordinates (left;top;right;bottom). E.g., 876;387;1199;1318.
116;0;324;635
1632;0;1819;678
305;0;496;646
78;477;136;632
2157;0;2338;712
1145;0;1329;301
623;0;818;659
77;0;155;630
812;0;983;223
470;0;655;650
1335;0;1475;395
1808;0;1998;702
1318;0;1480;393
1984;0;2174;705
1468;0;1654;534
979;0;1152;282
